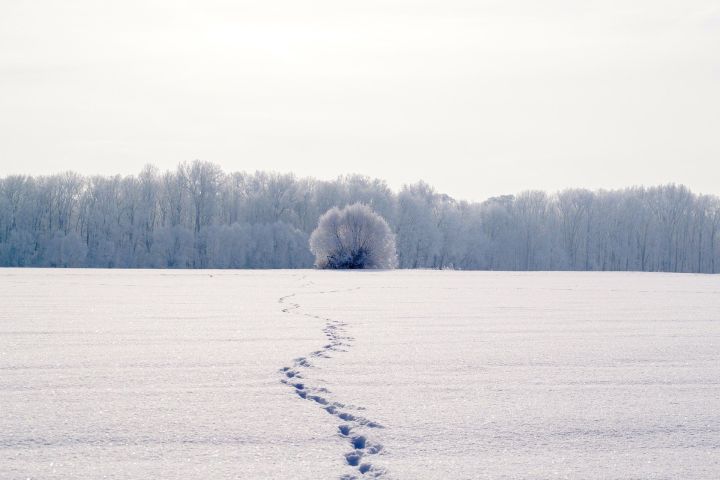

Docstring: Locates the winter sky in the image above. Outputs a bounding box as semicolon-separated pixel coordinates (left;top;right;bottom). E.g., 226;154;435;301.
1;1;718;201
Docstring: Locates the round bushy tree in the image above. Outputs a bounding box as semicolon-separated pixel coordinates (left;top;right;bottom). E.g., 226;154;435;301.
310;203;398;269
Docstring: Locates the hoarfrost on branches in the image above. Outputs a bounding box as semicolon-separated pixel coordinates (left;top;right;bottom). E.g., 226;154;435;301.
309;203;397;269
1;162;719;272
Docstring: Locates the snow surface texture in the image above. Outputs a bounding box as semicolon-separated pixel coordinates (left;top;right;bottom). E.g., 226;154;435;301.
1;269;719;479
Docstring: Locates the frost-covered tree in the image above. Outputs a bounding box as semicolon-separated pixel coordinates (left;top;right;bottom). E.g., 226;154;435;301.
396;182;441;268
310;203;397;269
1;164;719;272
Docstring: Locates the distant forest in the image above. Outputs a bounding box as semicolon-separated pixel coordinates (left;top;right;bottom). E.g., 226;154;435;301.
1;161;718;272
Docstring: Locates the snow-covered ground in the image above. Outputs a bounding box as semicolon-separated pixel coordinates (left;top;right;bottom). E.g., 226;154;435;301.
1;270;719;479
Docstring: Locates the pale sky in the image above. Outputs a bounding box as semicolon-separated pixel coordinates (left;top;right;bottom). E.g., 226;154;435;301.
1;1;718;201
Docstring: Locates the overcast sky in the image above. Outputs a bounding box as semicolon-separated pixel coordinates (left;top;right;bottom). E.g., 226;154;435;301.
0;1;718;201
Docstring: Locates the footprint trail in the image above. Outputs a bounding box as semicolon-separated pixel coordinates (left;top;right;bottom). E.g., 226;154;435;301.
278;276;388;479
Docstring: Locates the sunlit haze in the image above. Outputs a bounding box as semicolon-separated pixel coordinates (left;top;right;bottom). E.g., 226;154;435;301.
1;1;718;200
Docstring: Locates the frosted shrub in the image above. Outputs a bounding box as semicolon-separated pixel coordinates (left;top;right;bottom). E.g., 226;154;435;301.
310;203;398;269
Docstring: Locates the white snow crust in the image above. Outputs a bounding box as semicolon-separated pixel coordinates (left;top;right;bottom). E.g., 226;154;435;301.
1;269;719;479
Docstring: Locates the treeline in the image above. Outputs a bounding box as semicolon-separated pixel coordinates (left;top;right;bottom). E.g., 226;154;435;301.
0;161;718;272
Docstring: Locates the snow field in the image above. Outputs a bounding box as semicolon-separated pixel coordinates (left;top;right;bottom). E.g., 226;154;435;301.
1;269;719;479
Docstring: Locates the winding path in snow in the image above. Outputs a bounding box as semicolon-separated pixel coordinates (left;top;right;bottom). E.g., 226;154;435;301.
278;275;388;479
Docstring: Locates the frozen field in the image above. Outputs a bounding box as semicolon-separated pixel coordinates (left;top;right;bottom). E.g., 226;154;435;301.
1;270;719;479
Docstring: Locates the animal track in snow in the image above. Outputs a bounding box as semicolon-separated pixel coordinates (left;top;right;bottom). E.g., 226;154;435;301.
277;275;388;478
